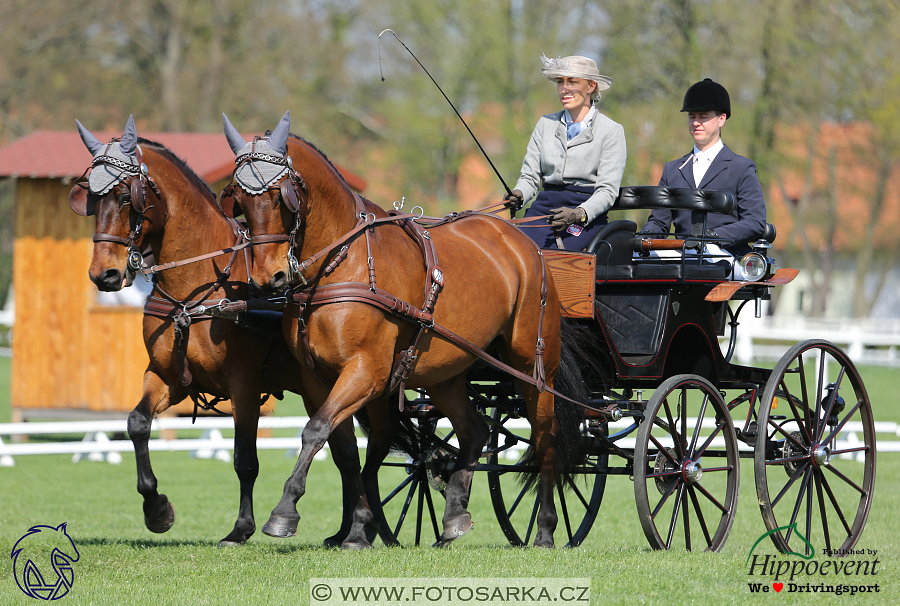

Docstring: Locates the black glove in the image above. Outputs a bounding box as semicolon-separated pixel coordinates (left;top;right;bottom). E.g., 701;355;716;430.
549;206;586;233
503;189;524;211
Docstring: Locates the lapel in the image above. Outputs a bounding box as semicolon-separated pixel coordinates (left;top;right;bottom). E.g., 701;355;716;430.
677;151;696;188
698;143;733;189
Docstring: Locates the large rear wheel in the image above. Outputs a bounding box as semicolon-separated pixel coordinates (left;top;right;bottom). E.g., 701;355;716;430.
754;340;875;555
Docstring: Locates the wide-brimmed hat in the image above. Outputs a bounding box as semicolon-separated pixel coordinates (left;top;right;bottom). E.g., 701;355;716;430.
541;54;612;101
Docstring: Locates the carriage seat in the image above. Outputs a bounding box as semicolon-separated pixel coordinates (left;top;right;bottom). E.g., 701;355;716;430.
586;186;737;281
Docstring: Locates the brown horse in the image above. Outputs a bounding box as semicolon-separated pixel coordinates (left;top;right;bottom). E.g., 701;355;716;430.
70;117;372;547
221;111;581;547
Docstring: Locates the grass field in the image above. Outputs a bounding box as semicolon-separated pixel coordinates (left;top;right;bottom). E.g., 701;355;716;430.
1;356;898;605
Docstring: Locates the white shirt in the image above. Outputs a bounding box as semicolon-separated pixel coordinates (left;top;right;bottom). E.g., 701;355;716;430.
693;139;724;186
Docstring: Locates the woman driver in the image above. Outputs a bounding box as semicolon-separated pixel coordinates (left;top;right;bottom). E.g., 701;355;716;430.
505;55;627;250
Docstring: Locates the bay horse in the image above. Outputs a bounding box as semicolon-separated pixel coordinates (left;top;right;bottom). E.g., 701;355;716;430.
220;111;584;547
69;116;373;547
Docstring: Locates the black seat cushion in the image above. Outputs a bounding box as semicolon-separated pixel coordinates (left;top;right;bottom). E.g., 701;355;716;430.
632;261;732;279
612;186;735;215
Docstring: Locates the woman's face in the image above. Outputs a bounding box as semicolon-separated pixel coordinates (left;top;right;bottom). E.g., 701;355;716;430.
556;77;596;114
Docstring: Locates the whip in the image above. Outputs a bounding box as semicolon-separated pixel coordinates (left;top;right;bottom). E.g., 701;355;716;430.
378;29;513;197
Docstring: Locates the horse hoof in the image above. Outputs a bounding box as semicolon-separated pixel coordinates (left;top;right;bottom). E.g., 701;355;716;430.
262;515;299;538
433;513;473;547
323;535;344;548
340;539;373;550
145;500;176;534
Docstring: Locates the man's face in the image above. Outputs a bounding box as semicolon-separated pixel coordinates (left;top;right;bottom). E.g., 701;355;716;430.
687;111;726;151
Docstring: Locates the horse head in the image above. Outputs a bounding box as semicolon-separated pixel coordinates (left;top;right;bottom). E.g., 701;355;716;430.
221;111;311;294
72;116;168;291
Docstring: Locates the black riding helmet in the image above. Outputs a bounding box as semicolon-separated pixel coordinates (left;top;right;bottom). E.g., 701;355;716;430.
681;78;731;119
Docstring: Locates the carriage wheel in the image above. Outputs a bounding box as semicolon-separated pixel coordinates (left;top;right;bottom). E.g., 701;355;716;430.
376;416;452;546
634;374;739;551
486;407;608;547
754;340;875;555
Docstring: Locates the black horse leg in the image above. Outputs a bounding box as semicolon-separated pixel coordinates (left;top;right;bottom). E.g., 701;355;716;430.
219;393;260;546
429;378;488;546
323;418;374;549
263;413;333;538
127;373;176;533
360;400;401;546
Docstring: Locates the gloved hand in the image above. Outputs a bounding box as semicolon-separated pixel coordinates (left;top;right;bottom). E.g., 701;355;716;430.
503;189;524;211
549;206;587;232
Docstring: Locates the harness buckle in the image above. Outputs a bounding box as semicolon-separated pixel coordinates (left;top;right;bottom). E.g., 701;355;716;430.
127;249;144;272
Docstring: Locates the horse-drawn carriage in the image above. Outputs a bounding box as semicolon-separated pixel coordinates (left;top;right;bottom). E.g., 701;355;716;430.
374;185;875;554
71;115;874;554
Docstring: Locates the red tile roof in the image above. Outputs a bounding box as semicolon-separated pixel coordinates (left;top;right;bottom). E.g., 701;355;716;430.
0;130;366;192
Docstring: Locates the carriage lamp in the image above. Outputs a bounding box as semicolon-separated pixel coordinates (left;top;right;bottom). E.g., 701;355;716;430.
739;252;768;281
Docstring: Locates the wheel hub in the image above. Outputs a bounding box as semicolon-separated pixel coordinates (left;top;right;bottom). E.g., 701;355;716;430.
811;444;831;467
682;460;703;483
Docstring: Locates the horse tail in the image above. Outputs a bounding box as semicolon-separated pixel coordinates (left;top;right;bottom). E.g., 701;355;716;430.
520;317;609;491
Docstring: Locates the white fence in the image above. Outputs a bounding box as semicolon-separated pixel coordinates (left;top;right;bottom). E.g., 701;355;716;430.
0;416;893;468
728;316;900;367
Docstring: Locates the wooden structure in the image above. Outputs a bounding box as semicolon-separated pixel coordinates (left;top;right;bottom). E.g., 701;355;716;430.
0;130;366;420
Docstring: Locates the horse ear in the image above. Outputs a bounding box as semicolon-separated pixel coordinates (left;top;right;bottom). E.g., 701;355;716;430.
120;115;137;157
269;111;290;156
280;179;299;212
219;184;242;218
69;182;95;216
222;113;247;155
76;119;103;155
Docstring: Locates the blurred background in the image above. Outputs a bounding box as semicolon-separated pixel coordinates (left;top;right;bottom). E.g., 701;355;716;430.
0;0;898;348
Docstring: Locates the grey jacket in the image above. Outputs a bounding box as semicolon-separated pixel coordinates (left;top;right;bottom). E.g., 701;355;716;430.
514;109;627;222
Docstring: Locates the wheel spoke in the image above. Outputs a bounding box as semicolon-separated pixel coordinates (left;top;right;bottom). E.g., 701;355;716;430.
821;400;865;447
814;350;826;440
558;482;574;545
693;481;728;514
796;358;813;443
688;485;713;548
663;397;685;459
829;446;869;456
780;377;812;445
524;491;540;545
564;474;592;510
785;467;813;548
767;418;809;449
392;478;418;537
693;422;724;459
688;393;710;457
507;482;531;519
823;463;867;495
682;484;692;551
423;480;441;543
805;470;814;557
815;471;832;554
415;476;425;546
771;461;809;509
820;472;853;536
817;366;846;442
649;433;680;466
382;471;416;505
698;465;733;473
666;484;686;549
651;475;680;520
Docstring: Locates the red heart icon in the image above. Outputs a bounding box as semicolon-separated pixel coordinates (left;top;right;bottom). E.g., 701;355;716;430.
773;583;783;592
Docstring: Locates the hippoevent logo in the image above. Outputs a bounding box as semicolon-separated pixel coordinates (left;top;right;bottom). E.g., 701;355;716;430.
746;523;881;596
11;523;80;600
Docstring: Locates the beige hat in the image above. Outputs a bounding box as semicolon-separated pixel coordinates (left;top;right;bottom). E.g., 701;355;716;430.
540;54;612;101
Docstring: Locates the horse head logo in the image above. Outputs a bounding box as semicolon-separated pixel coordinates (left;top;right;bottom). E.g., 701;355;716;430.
11;523;80;600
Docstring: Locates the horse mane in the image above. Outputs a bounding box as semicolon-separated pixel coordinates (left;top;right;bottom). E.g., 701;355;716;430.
137;137;218;206
285;133;373;204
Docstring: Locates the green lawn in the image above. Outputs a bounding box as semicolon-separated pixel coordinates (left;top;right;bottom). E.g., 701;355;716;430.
1;356;897;605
